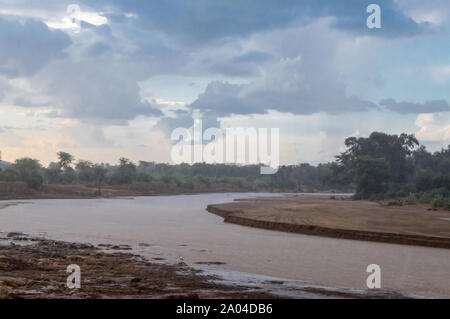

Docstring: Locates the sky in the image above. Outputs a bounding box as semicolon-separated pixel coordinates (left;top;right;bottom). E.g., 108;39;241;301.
0;0;449;166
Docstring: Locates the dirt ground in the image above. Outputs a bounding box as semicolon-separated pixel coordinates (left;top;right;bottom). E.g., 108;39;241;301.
207;195;450;249
0;232;282;299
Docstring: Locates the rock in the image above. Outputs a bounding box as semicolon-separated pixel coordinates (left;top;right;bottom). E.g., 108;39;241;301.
66;255;87;262
98;244;113;248
7;232;25;238
388;201;403;206
37;258;55;267
0;283;10;297
83;256;105;265
0;276;27;287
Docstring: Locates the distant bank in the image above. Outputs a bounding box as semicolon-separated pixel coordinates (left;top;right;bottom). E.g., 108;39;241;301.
0;181;330;200
207;195;450;249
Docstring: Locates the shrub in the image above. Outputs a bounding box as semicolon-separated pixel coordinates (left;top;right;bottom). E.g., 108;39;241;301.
136;173;152;182
431;194;450;210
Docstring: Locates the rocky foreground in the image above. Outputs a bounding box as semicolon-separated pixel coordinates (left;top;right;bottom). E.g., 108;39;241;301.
0;232;280;299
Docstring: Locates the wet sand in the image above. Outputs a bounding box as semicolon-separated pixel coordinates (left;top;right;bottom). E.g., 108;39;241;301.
207;195;450;248
0;194;449;298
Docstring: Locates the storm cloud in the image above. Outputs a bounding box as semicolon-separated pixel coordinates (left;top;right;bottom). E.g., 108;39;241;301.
380;98;450;114
0;17;71;78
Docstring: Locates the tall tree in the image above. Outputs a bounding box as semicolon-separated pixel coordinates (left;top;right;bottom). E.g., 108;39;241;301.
13;158;43;189
57;152;75;170
332;132;419;198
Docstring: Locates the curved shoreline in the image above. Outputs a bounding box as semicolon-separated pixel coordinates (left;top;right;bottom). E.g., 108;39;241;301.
206;205;450;250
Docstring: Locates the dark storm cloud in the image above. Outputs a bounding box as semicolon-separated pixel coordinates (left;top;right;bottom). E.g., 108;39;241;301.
84;0;429;46
380;98;450;114
190;80;377;117
0;16;71;78
32;59;163;123
0;1;434;127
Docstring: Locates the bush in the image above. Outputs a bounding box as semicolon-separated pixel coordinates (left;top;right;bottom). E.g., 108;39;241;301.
196;175;211;187
430;194;450;210
14;158;44;190
414;170;435;192
414;188;450;208
0;169;19;182
136;173;152;182
182;180;195;190
161;175;171;184
28;172;44;190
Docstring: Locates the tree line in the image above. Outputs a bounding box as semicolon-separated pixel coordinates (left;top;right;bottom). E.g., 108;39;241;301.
0;132;448;208
0;151;345;193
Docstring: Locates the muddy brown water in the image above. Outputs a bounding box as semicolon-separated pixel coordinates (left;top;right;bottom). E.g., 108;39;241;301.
0;193;449;298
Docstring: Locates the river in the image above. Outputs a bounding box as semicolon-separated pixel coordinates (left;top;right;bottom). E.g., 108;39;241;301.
0;193;449;298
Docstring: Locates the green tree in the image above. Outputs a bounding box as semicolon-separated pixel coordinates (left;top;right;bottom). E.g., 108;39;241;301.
332;132;419;198
354;156;390;199
44;167;61;184
110;158;136;184
414;170;435;192
0;168;19;182
57;152;75;170
13;158;43;189
76;160;94;182
92;164;107;194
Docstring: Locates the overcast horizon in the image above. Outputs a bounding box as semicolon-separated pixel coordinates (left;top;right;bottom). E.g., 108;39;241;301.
0;0;449;166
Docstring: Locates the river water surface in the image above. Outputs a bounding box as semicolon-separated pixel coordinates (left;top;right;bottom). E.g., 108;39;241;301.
0;193;449;298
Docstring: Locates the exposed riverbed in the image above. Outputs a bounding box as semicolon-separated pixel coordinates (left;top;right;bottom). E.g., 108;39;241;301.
0;193;448;298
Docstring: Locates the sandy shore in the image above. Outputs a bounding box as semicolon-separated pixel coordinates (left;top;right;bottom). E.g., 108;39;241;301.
207;195;450;249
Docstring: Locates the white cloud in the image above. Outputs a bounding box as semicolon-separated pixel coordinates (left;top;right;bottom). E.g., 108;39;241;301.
189;19;377;118
0;0;449;164
395;0;450;25
415;113;450;142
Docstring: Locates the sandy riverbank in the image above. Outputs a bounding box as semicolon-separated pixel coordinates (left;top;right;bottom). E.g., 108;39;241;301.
207;195;450;249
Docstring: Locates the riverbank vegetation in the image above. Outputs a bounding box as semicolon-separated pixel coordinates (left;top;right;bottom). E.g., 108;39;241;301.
0;152;347;194
0;132;448;208
329;132;449;209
